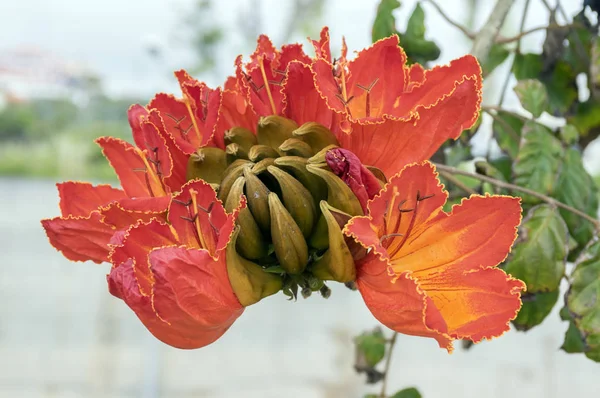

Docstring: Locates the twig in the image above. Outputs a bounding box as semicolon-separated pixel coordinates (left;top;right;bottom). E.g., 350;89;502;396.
439;170;478;195
498;0;530;105
379;332;398;398
496;22;581;44
482;105;530;121
422;0;475;39
434;163;600;229
471;0;517;63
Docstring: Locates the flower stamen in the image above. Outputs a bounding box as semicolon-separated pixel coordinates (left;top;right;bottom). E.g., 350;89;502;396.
258;56;277;115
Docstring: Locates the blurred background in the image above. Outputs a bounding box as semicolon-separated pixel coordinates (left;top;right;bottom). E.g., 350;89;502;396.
1;0;598;397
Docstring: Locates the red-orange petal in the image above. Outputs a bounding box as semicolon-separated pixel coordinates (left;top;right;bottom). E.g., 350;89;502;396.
42;212;116;263
345;35;408;120
406;63;426;90
309;27;332;63
128;104;149;148
145;109;189;192
57;181;126;218
344;162;447;259
339;77;481;178
213;89;259;149
109;219;177;295
107;249;243;349
356;253;452;350
391;55;481;125
282;61;340;132
167;180;236;255
96;137;155;198
100;196;169;230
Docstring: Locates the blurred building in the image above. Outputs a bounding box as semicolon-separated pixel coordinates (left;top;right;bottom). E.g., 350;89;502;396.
0;47;99;108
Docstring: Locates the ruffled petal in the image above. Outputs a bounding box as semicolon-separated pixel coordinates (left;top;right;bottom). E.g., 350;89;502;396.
309;27;332;63
344;162;446;258
406;63;426;90
235;55;284;117
282;61;340;132
388;195;522;278
356;254;452;350
279;44;311;67
145;109;189;192
214;89;259;149
100;196;170;229
345;35;408;119
339;78;481;177
127;104;149;148
109;219;177;295
42;212;116;263
108;251;243;350
420;266;524;343
391;55;481;125
167;180;237;255
96;137;165;198
57;181;125;217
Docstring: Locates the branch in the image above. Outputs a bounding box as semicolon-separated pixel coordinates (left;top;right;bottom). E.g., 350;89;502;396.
471;0;517;63
434;163;600;229
379;332;398;398
439;170;478;195
498;0;530;105
496;22;581;44
422;0;475;39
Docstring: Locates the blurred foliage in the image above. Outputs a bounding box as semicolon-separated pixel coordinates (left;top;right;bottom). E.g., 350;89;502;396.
0;96;138;180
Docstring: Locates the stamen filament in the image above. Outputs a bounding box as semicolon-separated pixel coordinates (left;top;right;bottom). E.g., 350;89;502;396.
258;56;277;115
184;98;203;144
189;189;209;251
134;148;165;196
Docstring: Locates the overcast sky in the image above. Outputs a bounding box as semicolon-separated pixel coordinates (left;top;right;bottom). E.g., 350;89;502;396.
0;0;582;97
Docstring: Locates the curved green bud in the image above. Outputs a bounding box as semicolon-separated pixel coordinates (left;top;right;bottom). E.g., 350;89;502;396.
306;164;364;216
251;158;276;175
224;126;257;152
248;144;280;162
226;226;282;306
217;159;253;202
311;201;356;282
243;167;272;232
224;177;268;259
293;122;340;152
268;193;308;274
267;165;317;238
186;147;227;184
274;156;327;204
257;115;298;153
279;138;314;158
225;142;250;164
307;144;339;165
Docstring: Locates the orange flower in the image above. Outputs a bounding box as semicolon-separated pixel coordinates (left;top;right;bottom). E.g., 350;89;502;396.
42;27;523;351
42;106;187;263
344;162;525;351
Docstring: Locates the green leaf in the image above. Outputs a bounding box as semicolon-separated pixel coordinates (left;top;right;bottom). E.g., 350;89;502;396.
512;291;559;331
544;60;578;115
372;0;401;42
512;53;543;80
391;388;422;398
489;156;514;181
514;79;549;118
483;44;510;77
398;3;440;64
405;3;425;38
504;205;568;293
559;125;579;145
569;99;600;138
565;239;600;362
553;148;599;254
513;122;564;204
491;111;524;159
561;319;586;354
355;328;387;368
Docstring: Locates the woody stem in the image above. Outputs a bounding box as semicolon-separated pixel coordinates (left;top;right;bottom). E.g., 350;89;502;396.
434;163;600;229
379;332;398;398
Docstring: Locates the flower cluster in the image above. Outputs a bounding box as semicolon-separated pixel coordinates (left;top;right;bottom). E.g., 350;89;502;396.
42;27;524;351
